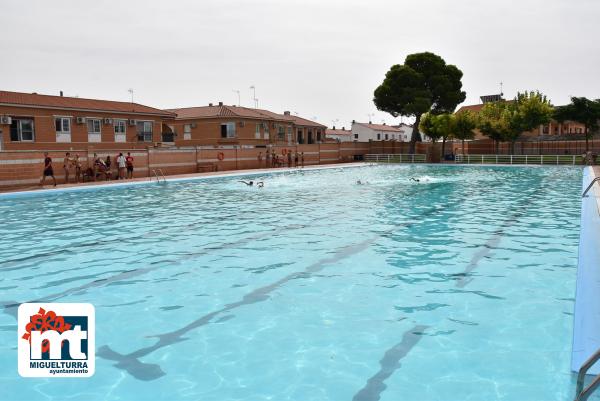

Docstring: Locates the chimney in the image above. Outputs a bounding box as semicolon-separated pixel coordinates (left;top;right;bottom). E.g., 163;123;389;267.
283;111;291;116
60;91;63;97
352;119;355;124
342;127;345;131
383;122;386;125
218;101;223;106
209;103;213;106
332;126;336;130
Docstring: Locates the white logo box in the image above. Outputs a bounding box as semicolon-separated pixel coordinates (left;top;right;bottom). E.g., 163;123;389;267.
18;303;95;378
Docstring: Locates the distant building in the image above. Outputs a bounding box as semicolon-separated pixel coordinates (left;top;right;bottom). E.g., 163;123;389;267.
166;104;326;146
456;97;586;139
351;121;404;141
325;126;353;142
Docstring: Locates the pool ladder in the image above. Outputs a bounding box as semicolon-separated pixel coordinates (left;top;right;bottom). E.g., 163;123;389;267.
574;348;600;401
582;177;600;198
151;169;166;183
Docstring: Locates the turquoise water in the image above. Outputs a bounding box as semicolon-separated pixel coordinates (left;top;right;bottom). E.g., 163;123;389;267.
0;164;583;401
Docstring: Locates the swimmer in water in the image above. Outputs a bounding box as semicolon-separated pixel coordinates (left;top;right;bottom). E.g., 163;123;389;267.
410;178;420;182
239;180;264;187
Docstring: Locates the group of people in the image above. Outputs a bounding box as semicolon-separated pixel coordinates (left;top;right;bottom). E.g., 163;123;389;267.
40;151;135;186
257;150;305;168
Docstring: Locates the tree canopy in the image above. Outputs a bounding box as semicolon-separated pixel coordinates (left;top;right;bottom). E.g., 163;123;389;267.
553;97;600;151
374;52;466;153
453;110;477;154
477;91;553;153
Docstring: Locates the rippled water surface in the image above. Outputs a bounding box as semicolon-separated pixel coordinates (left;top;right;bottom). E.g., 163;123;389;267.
0;165;584;401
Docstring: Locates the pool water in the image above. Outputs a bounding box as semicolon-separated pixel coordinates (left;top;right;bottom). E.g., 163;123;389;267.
0;164;584;401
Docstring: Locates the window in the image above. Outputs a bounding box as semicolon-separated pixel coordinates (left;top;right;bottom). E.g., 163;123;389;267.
316;130;322;143
255;123;261;139
297;129;304;144
354;133;358;140
287;126;293;144
220;122;236;138
385;134;389;140
308;129;314;144
10;118;34;142
55;117;70;133
277;125;285;140
136;121;153;142
377;133;381;140
55;117;71;142
87;118;101;142
114;120;126;142
184;124;192;140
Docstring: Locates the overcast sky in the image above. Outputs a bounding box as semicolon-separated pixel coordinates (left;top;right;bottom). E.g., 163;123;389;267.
2;0;599;128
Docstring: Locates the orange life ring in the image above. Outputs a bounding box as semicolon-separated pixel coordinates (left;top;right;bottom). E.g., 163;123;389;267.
217;152;225;161
282;148;288;155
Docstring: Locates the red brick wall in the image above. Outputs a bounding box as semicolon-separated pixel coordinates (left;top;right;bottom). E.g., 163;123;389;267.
0;105;171;151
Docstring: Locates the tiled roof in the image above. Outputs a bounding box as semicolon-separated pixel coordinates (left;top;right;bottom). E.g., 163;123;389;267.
455;104;485;113
169;105;326;128
168;105;278;120
0;90;175;117
354;122;403;132
326;128;352;136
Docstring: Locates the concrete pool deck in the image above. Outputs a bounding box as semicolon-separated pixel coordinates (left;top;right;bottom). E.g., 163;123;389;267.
572;166;600;375
0;162;370;196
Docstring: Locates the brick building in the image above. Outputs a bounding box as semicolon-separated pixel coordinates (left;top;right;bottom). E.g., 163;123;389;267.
0;90;175;151
165;103;326;146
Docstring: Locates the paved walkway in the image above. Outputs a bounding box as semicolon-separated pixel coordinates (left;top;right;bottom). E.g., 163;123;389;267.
0;162;367;195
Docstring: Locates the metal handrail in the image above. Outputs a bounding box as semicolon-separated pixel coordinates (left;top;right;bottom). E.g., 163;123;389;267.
582;177;600;198
151;168;166;183
455;154;581;165
575;348;600;400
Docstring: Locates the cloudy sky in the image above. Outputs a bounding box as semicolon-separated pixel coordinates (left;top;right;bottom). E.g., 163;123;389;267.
2;0;599;127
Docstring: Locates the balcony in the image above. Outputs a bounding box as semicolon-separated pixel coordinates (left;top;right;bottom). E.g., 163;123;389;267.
161;132;175;143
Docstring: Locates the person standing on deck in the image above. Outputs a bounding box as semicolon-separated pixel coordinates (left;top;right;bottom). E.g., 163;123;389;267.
117;153;126;179
40;152;56;187
63;152;72;184
258;152;263;168
301;152;305;168
92;153;100;181
126;152;134;178
287;150;292;167
74;154;82;183
294;151;299;168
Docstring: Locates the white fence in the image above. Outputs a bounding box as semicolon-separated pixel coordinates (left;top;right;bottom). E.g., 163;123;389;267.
364;154;427;163
454;154;583;165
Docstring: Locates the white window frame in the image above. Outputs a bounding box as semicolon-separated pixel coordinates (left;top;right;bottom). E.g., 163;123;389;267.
221;122;236;138
287;126;293;144
55;117;71;143
184;124;192;140
114;120;127;142
255;123;261;139
10;118;35;142
87;118;102;143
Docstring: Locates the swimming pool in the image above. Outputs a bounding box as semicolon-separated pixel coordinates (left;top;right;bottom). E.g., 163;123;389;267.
0;164;583;401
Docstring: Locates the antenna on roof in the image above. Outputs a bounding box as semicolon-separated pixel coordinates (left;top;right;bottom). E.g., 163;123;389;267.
232;89;241;106
249;85;257;108
128;88;134;103
367;113;374;124
500;81;504;97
